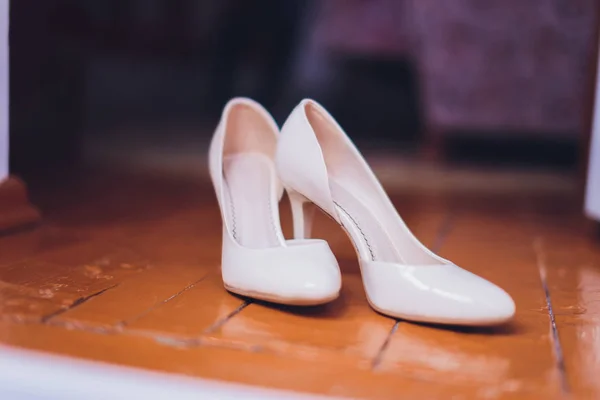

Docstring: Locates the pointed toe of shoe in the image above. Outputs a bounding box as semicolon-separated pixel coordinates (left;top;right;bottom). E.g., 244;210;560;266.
222;237;341;305
362;262;515;326
444;281;515;326
476;285;516;324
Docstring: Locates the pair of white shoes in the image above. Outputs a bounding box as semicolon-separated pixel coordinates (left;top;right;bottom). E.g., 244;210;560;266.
209;98;515;326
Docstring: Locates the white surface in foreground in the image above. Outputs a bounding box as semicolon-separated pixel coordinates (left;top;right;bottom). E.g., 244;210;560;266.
0;345;342;400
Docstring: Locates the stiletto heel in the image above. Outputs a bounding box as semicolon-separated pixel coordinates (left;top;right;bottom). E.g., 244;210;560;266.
209;98;341;306
276;98;515;326
287;189;316;240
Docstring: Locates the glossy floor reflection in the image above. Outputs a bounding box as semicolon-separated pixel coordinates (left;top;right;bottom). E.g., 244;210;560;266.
0;168;598;399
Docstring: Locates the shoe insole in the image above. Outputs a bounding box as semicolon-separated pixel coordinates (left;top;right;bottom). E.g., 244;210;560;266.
331;180;441;265
223;153;282;249
330;180;401;263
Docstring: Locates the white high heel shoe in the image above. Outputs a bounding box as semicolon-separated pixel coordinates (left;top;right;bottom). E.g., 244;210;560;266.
276;99;515;325
209;98;341;305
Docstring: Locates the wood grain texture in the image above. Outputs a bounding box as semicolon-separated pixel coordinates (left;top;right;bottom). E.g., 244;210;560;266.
0;168;596;399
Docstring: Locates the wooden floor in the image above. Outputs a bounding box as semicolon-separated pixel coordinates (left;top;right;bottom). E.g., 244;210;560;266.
0;168;599;399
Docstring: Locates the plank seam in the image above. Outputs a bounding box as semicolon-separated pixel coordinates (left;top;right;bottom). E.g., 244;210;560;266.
534;238;570;394
203;301;251;334
41;283;120;323
371;321;399;371
117;273;209;328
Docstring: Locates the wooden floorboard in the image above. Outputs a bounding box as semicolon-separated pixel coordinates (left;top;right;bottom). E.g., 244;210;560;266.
125;272;247;337
53;263;210;328
539;225;600;399
0;168;596;399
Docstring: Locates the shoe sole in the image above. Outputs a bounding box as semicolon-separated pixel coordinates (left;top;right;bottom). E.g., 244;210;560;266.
224;283;340;306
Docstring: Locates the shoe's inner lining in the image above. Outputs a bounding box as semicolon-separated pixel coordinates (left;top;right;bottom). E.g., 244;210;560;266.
305;102;440;265
330;180;400;263
224;104;276;159
221;102;283;249
223;153;283;249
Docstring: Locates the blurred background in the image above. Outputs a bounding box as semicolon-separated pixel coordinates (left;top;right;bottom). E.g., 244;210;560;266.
8;0;599;197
